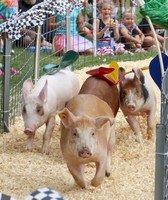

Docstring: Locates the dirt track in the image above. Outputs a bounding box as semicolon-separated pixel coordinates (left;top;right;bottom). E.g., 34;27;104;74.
0;57;161;200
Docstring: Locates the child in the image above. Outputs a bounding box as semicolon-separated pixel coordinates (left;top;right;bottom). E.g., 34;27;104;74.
50;0;93;56
77;1;93;40
120;10;149;53
96;1;125;55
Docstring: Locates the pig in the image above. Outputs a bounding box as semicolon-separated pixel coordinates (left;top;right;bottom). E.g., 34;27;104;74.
119;67;157;142
59;94;115;188
22;69;80;154
79;76;119;117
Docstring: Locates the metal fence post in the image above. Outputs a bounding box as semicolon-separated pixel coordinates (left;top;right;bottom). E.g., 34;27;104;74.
155;68;168;200
2;37;12;132
66;10;71;52
155;124;166;200
163;31;168;54
34;26;41;83
93;0;97;56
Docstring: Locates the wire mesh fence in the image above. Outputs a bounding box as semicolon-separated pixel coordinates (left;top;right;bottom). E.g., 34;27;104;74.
0;5;159;133
1;1;168;200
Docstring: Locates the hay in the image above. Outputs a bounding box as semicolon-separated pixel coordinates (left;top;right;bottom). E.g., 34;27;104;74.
0;58;160;200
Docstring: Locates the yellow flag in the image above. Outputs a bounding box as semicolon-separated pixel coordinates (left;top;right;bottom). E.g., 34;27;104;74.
106;61;119;84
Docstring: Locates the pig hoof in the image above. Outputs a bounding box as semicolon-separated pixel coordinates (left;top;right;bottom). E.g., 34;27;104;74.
76;181;86;189
91;179;102;187
147;128;153;140
105;171;110;177
25;145;33;152
134;132;143;143
42;148;49;155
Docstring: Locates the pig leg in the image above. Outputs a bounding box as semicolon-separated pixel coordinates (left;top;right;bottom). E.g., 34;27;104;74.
91;161;106;187
126;115;142;143
67;163;86;188
106;130;115;177
147;112;155;140
42;116;55;154
26;135;35;151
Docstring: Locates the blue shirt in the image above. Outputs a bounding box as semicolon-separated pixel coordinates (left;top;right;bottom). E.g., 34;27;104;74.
55;5;81;35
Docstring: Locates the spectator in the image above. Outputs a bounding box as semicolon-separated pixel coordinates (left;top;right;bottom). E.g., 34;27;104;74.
17;0;52;49
113;0;137;19
0;0;18;53
130;0;136;14
96;1;125;55
77;1;93;40
0;0;21;75
49;0;93;56
138;17;164;50
113;0;125;19
119;10;149;53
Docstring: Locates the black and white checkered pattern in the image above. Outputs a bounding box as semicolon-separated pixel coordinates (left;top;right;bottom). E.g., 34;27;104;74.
0;188;65;200
0;0;84;40
25;188;65;200
0;193;16;200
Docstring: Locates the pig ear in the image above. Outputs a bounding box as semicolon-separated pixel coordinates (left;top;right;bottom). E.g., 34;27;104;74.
118;67;126;80
58;108;76;128
119;67;126;86
38;80;48;103
22;78;33;99
132;67;145;84
94;116;115;129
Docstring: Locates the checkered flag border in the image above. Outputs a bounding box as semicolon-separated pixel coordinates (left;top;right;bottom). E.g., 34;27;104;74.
25;187;65;200
0;188;65;200
0;0;84;40
0;193;16;200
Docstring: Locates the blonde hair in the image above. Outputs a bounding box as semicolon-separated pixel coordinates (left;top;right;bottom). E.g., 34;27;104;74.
99;1;114;14
122;9;136;19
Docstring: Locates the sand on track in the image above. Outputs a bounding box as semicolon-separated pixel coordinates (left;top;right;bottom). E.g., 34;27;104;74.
0;57;161;200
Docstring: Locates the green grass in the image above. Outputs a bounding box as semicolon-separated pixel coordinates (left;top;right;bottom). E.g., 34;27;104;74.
0;47;157;75
0;34;158;133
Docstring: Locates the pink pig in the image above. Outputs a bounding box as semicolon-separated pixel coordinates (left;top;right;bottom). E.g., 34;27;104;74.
59;94;115;188
119;67;157;142
22;69;80;154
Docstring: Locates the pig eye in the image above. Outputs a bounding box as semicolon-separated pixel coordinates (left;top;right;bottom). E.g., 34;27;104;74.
36;105;44;115
91;129;95;136
22;105;26;114
72;129;78;137
135;88;140;95
121;90;126;97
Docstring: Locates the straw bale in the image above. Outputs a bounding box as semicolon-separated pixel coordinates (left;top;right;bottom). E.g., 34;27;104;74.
0;58;160;200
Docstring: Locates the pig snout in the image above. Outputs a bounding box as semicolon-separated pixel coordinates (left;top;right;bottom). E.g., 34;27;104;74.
24;128;35;135
124;96;136;112
78;147;92;158
127;103;136;112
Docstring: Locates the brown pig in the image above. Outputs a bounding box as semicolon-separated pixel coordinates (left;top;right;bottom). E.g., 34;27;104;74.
119;67;157;142
79;76;119;117
59;94;115;188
